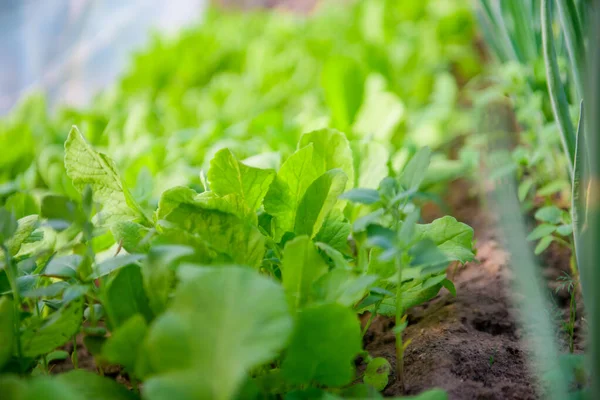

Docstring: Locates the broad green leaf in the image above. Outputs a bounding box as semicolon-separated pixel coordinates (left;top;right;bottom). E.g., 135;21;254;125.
313;210;351;254
142;245;194;315
111;221;153;253
339;188;380;205
294;169;348;238
143;266;292;400
157;187;266;267
91;254;145;279
43;255;82;279
282;236;328;311
6;215;39;255
0;297;14;369
535;206;563;224
264;144;321;241
298;129;355;189
527;224;557;241
55;370;139;400
538;180;569;197
282;304;362;387
0;375;80;400
207;148;275;211
535;236;554;255
103;314;148;372
413;216;475;263
400;147;431;192
315;242;349;270
312;270;378;307
64;127;148;226
103;265;153;329
556;224;573;236
363;357;391;391
21;297;84;357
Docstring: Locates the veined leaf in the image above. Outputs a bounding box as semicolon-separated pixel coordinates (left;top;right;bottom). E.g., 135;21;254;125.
294;169;348;238
400;147;432;192
298;129;355;190
64;127;149;226
103;265;153;329
314;210;352;254
281;236;328;312
264;144;321;241
413;216;475;264
143;266;292;400
157;187;266;267
21;297;84;357
207;148;275;212
6;215;39;255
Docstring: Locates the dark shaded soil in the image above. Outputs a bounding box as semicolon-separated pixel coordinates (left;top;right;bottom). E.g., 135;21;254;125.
362;179;583;399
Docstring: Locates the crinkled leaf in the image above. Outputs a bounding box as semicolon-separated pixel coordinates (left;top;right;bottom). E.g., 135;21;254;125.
111;221;153;253
207;148;275;212
298;129;355;189
157;187;266;267
6;215;39;255
64;127;148;226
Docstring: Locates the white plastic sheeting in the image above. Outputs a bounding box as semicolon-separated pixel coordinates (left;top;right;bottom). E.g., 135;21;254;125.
0;0;206;114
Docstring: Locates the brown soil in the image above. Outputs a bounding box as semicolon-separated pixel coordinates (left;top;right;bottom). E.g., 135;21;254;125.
362;179;582;399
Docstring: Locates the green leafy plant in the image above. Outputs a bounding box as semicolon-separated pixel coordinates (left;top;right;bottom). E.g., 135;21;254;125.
343;148;474;389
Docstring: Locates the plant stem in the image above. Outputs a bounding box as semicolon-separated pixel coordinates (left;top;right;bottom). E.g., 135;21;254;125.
568;287;576;353
361;301;381;338
72;336;79;369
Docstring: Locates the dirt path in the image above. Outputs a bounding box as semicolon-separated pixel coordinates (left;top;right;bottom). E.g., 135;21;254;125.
362;179;566;399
